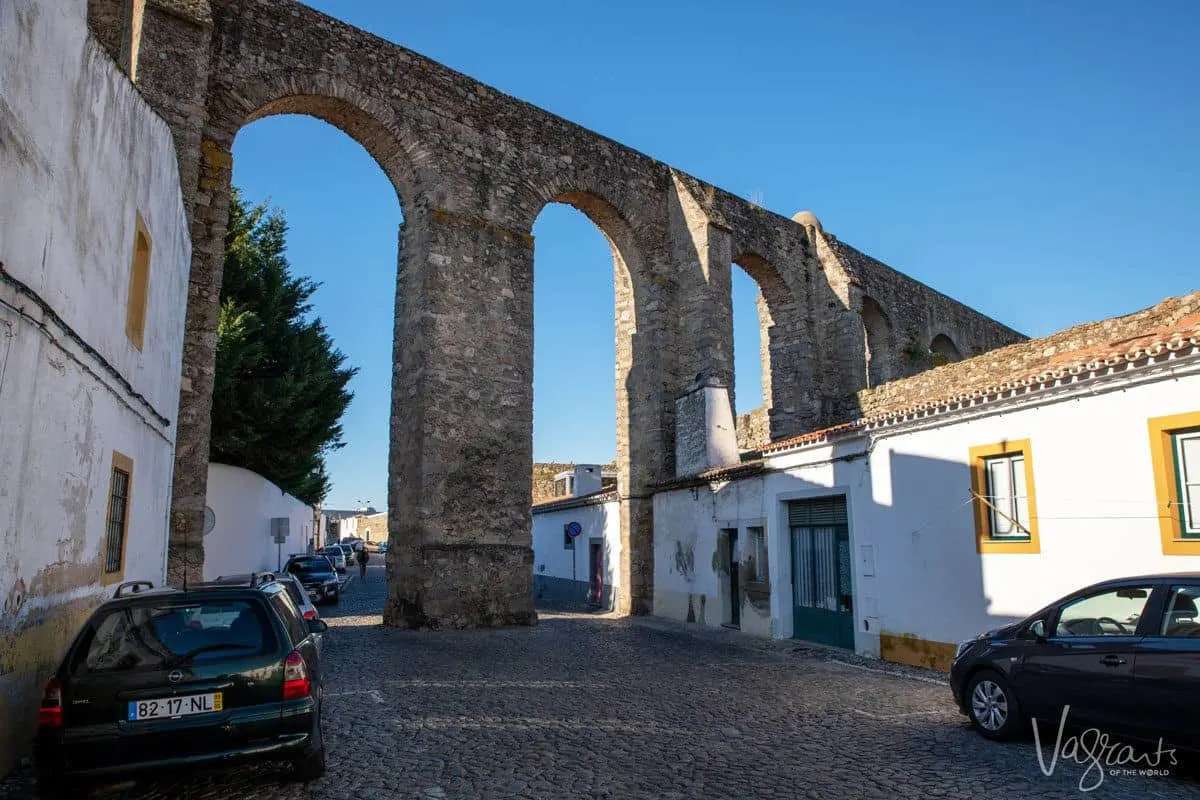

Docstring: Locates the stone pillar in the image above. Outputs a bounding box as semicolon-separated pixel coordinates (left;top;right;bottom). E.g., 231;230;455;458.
384;204;536;629
124;1;217;586
668;174;735;396
612;240;669;616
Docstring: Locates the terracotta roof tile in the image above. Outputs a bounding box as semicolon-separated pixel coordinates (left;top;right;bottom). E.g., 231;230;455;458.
651;460;767;491
531;488;619;513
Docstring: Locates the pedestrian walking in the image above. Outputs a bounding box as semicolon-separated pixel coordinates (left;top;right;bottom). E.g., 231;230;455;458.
356;543;370;579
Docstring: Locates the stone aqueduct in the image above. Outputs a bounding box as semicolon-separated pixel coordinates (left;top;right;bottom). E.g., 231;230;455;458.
88;0;1022;628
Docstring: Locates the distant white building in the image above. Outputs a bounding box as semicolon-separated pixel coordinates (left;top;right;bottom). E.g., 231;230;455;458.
550;464;617;499
0;0;190;771
203;464;314;579
653;292;1200;670
532;490;622;611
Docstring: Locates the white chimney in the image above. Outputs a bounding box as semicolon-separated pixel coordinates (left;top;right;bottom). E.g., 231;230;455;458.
674;374;739;477
574;464;603;497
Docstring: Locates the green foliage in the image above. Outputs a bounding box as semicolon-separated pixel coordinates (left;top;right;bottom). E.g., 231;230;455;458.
210;188;356;505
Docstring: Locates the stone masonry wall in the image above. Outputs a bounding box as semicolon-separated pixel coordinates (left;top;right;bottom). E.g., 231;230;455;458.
736;406;770;452
94;0;1024;628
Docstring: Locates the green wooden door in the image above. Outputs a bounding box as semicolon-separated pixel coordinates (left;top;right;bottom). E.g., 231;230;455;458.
789;497;855;649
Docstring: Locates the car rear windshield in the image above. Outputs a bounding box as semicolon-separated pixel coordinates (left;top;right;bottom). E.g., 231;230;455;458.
78;600;277;673
288;558;333;576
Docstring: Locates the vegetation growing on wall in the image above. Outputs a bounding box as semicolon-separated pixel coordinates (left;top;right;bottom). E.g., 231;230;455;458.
210;188;356;505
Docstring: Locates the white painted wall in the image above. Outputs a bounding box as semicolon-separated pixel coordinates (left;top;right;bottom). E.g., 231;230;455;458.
203;464;314;579
654;362;1200;660
848;364;1200;651
532;501;622;591
0;0;190;770
653;476;772;635
0;4;189;614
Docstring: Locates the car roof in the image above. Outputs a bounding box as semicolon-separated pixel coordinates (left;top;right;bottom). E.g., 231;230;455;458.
92;582;278;614
1091;572;1200;586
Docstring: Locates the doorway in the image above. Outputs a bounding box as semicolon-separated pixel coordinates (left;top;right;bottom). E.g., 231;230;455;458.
723;528;740;628
788;496;854;649
587;538;604;607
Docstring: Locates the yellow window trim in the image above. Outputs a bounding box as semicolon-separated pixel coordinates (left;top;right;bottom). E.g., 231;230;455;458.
100;451;134;585
1148;410;1200;556
125;212;152;351
968;438;1041;554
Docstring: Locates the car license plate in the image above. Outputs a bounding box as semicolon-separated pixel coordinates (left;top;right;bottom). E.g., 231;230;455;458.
127;692;222;721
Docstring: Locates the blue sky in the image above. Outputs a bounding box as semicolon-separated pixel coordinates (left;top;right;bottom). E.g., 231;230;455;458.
230;0;1199;511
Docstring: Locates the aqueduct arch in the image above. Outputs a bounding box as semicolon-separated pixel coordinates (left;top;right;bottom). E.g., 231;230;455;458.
92;0;1025;628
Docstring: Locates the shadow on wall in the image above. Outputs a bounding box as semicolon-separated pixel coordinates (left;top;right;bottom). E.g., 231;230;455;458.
865;449;1029;670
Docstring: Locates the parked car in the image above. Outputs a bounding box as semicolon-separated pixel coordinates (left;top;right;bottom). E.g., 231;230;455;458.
951;572;1200;753
34;577;327;799
337;543;356;566
211;573;322;658
285;555;341;605
377;543;389;554
320;545;347;573
214;572;319;620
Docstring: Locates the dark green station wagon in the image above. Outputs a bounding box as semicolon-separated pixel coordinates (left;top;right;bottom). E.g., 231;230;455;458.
34;575;328;799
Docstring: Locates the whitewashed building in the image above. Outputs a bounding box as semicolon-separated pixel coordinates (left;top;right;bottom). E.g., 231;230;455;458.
0;0;190;770
203;464;315;579
532;465;622;609
653;292;1200;670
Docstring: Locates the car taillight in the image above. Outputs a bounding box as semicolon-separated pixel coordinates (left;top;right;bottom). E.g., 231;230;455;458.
39;678;63;728
303;609;317;620
282;651;310;700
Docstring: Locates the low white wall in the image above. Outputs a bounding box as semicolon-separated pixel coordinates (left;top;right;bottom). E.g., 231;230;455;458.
203;463;313;579
654;476;774;636
532;500;621;606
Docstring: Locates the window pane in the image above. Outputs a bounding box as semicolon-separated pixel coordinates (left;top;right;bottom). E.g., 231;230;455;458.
1057;587;1151;637
1179;435;1200;482
983;453;1032;539
747;526;766;581
1176;433;1200;533
1010;456;1031;532
1185;484;1200;531
986;457;1014;536
83;600;276;672
1160;586;1200;637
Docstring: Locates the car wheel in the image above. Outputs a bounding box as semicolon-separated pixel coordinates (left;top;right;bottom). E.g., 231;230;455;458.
291;712;327;782
966;669;1025;740
292;743;326;782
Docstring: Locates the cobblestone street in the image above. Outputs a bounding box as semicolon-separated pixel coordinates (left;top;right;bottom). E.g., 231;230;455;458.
5;565;1200;800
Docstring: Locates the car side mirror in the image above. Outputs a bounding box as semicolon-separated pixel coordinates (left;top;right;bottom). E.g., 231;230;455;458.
308;619;329;635
1029;619;1046;640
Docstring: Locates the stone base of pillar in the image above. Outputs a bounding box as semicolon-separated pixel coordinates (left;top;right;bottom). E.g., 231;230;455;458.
383;543;537;630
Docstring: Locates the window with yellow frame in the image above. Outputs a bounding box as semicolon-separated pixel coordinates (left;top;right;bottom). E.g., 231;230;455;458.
1148;411;1200;555
101;452;133;584
968;439;1041;554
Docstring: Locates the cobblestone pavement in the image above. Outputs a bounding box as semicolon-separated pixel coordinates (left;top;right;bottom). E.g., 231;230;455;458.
4;564;1199;799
